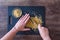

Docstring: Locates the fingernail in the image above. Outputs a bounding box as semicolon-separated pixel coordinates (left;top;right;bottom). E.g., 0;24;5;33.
25;13;27;15
39;24;41;26
27;13;29;15
38;24;40;25
25;13;28;15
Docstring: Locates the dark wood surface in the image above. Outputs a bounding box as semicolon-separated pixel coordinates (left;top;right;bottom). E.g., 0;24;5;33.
0;0;60;40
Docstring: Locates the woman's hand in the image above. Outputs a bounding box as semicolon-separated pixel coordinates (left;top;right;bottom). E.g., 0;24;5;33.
14;14;30;32
0;14;30;40
38;24;51;40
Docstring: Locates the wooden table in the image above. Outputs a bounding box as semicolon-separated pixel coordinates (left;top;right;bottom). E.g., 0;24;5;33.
0;0;60;40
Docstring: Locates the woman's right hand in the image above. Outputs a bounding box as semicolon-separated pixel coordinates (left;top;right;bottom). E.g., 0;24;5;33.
38;24;51;40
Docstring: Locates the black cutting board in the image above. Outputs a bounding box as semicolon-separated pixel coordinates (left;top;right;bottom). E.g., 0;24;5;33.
8;6;45;35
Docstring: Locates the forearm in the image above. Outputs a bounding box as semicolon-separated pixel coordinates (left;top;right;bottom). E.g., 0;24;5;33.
0;27;18;40
43;36;51;40
0;14;30;40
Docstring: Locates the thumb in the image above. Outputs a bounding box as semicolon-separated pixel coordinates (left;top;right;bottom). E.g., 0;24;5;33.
38;24;42;31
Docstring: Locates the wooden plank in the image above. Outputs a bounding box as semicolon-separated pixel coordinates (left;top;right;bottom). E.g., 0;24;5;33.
0;0;60;40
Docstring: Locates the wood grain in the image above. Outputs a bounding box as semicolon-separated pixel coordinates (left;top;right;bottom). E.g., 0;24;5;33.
0;0;60;40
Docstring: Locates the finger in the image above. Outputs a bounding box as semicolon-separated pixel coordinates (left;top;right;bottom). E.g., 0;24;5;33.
38;24;42;30
21;16;30;28
42;27;48;31
22;28;30;31
16;14;27;24
18;14;27;23
19;15;24;20
42;27;45;30
24;16;30;24
38;24;42;28
22;14;29;22
17;15;24;23
20;13;27;20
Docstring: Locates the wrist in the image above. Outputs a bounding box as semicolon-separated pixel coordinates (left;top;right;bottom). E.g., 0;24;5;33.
43;36;51;40
12;27;18;32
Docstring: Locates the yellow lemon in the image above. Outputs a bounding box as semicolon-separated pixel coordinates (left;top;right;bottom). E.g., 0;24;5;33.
12;8;22;18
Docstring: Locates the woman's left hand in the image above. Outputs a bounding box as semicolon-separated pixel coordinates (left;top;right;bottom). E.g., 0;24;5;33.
14;13;30;31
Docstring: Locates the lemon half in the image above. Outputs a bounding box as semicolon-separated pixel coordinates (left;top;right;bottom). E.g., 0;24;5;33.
12;8;22;18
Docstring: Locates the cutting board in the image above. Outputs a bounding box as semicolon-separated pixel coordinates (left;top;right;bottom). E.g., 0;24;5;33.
8;6;45;35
